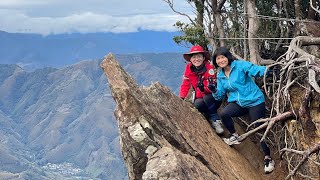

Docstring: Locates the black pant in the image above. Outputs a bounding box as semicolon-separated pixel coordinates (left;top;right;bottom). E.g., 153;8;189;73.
194;94;221;120
219;102;270;156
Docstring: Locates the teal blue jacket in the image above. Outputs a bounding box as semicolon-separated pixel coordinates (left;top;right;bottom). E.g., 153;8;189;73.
212;60;267;107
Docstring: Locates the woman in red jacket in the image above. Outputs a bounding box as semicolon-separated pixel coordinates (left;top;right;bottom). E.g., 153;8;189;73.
179;45;223;134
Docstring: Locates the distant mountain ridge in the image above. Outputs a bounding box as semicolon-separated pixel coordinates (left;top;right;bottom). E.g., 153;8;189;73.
0;31;187;70
0;53;185;179
1;60;124;179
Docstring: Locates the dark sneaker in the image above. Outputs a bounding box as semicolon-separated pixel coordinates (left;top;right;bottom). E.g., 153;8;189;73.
223;133;240;145
264;158;275;173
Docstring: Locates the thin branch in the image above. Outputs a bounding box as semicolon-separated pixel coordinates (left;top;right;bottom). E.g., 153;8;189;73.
310;0;320;14
217;0;226;10
162;0;196;25
237;111;294;142
280;143;320;180
308;68;320;93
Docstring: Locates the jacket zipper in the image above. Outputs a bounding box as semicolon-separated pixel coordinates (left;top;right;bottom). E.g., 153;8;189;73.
226;71;242;107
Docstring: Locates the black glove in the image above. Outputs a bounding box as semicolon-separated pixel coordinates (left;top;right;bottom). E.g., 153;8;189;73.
207;77;216;93
197;80;205;92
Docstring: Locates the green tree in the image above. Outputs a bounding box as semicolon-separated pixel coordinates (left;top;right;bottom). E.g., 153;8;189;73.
164;0;320;62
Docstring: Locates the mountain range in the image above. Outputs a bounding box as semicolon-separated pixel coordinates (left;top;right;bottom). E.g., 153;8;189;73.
0;51;185;179
0;30;187;179
0;30;187;71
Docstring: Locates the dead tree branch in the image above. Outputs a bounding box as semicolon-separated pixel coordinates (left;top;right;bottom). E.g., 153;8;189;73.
237;111;294;142
162;0;196;25
280;142;320;180
310;0;320;14
264;36;320;114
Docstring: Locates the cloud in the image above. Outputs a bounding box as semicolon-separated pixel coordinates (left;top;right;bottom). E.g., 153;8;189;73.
0;0;194;35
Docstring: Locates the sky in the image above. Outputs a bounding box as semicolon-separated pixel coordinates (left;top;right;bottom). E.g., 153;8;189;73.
0;0;193;35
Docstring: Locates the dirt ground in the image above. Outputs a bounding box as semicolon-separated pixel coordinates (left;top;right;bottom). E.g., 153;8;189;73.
225;123;290;180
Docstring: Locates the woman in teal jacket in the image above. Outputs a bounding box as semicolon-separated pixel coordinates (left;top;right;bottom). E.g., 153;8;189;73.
210;47;275;174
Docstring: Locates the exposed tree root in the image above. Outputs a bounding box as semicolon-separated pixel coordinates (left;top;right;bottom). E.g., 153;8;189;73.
262;36;320;178
280;143;320;180
298;84;312;121
243;36;320;178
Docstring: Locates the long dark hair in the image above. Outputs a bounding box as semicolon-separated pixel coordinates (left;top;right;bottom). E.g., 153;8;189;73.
212;47;236;68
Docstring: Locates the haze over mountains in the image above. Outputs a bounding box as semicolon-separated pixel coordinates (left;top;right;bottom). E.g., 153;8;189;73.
0;30;187;70
0;31;186;179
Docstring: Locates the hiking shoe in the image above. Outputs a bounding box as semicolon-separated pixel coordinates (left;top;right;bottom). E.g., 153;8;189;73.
212;120;224;134
223;133;241;145
264;157;275;173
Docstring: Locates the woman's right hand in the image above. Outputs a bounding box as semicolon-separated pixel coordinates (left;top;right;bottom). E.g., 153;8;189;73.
197;80;205;92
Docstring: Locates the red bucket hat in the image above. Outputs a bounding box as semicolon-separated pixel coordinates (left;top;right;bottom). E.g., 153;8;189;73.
183;45;211;61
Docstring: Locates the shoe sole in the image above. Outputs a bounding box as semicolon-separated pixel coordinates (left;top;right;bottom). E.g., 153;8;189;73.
223;138;241;145
215;130;224;135
264;168;274;174
216;132;224;135
264;161;275;174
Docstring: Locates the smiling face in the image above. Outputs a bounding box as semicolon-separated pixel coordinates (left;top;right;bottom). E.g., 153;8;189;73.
215;54;229;68
190;53;205;67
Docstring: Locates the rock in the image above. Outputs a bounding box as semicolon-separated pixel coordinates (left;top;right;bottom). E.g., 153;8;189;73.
101;53;263;179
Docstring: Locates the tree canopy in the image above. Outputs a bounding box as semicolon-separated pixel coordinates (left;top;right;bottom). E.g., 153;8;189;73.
165;0;319;63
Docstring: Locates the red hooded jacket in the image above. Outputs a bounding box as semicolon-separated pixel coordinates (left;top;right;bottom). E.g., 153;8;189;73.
179;61;217;99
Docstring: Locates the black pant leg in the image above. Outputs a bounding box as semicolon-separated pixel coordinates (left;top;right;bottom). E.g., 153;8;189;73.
220;103;247;134
203;94;221;115
194;98;206;113
248;102;270;156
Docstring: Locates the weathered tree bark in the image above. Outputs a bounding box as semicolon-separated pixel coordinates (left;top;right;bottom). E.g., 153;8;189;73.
294;0;303;19
307;0;317;20
195;0;205;27
294;0;303;36
194;0;208;49
246;0;260;64
243;0;248;60
211;0;226;47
